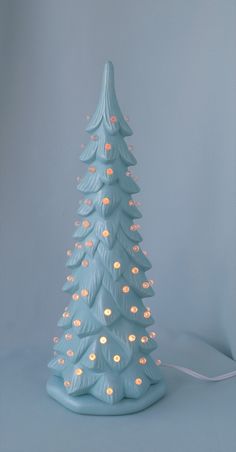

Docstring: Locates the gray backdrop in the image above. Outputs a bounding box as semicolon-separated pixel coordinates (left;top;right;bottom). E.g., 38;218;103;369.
0;0;236;353
1;0;235;356
1;2;236;452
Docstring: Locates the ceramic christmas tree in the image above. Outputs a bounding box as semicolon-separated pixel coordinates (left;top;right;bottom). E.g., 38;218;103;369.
47;61;166;415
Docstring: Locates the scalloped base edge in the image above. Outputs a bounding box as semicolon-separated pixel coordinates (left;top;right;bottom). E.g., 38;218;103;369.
47;376;166;416
46;376;166;415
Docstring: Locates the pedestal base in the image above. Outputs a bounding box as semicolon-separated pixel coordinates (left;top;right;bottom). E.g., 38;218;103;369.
46;376;166;415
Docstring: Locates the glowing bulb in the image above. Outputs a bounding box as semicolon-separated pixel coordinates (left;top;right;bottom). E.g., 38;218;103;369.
128;334;136;342
130;306;138;314
66;349;74;357
156;359;162;366
135;378;143;385
53;336;59;343
105;143;112;151
149;331;157;339
113;261;121;269
89;353;96;361
102;197;110;205
65;333;73;341
75;242;83;249
113;355;121;362
130;224;140;231
85;240;93;247
110;115;117;123
82;259;89;267
106;387;113;395
66;275;74;282
104;308;112;317
102;229;110;238
64;380;71;388
82;220;90;229
66;249;72;256
81;289;89;297
73;319;81;327
72;293;80;301
106;168;113;176
62;311;70;318
74;368;83;376
144;311;151;319
122;285;130;293
141;336;149;344
139;357;147;365
131;266;139;274
58;358;65;365
132;245;140;253
142;281;150;289
100;336;107;344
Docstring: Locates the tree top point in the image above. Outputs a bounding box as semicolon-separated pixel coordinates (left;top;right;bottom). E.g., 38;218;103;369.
86;61;132;137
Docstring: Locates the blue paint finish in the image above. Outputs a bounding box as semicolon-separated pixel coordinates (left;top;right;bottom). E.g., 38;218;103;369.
47;62;165;413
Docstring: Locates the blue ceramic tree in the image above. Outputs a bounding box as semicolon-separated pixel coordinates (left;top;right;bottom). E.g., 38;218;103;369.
47;61;166;415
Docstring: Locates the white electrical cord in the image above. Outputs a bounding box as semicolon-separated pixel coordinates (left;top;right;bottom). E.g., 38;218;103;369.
160;362;236;381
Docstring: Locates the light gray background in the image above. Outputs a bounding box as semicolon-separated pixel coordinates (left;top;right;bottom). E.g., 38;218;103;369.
0;1;236;452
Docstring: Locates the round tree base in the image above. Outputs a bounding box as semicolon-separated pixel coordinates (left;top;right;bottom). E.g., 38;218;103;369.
46;376;166;415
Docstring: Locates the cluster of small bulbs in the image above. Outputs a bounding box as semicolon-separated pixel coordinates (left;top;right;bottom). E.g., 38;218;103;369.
61;119;158;396
70;287;151;319
75;242;83;249
121;280;150;293
65;250;151;314
57;351;158;368
88;165;114;177
67;232;148;272
97;334;151;345
130;224;141;231
57;328;158;352
63;375;144;393
60;352;162;393
57;327;156;364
